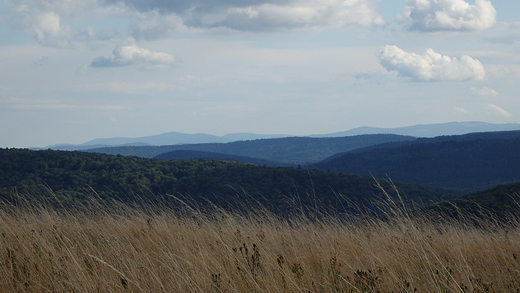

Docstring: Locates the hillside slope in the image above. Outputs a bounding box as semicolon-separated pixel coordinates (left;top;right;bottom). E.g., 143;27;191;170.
153;150;293;167
426;181;520;220
310;138;520;193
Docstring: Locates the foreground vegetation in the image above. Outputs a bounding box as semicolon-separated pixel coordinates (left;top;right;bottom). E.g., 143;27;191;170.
2;196;520;292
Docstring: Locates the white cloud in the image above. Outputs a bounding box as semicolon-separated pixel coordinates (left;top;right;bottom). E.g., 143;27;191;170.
378;45;486;81
19;10;73;47
406;0;496;31
5;0;103;47
470;86;499;97
454;107;470;114
488;104;512;117
90;44;177;69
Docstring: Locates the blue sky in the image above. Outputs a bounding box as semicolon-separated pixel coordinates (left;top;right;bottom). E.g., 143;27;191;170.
1;0;519;147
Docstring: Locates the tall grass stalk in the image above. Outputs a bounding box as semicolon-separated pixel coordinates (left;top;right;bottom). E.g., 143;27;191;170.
0;196;519;292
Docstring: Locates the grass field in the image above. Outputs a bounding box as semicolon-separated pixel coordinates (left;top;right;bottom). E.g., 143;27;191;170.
1;194;519;292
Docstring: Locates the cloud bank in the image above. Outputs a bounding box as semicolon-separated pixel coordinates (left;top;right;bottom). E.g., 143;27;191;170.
378;45;486;81
127;0;386;39
5;0;501;48
406;0;496;31
6;0;386;45
189;1;384;31
90;44;177;69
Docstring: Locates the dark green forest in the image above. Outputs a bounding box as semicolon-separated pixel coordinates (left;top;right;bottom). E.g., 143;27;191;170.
340;130;520;156
0;148;456;214
310;138;520;193
153;150;291;167
425;181;520;220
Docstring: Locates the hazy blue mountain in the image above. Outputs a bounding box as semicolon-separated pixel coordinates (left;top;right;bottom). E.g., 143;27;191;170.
82;132;228;146
41;121;520;151
43;132;292;150
314;121;520;138
221;133;290;141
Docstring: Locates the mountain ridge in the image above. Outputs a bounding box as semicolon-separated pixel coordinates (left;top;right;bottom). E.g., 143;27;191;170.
309;132;520;193
310;121;520;138
40;121;520;151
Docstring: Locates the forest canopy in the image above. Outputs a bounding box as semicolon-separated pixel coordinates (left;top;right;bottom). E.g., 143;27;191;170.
0;148;456;214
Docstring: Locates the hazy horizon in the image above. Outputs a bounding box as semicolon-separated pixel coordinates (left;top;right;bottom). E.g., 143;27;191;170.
2;0;520;148
26;120;520;149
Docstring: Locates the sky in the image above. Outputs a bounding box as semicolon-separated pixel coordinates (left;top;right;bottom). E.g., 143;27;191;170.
1;0;520;148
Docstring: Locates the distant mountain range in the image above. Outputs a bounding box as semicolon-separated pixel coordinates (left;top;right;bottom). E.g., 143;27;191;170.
83;129;520;194
10;125;520;218
40;121;520;151
43;132;291;151
310;121;520;138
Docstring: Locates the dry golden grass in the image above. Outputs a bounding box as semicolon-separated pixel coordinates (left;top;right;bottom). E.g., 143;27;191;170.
1;199;520;292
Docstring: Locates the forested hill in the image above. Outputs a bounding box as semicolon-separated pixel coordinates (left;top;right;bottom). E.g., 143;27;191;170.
309;138;520;193
0;148;456;214
85;134;416;165
426;182;520;219
338;130;520;156
153;150;292;167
